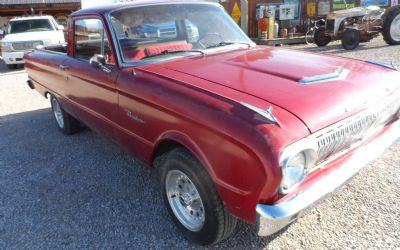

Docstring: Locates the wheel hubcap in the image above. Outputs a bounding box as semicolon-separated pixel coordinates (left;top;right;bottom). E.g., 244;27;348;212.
51;98;64;128
390;15;400;42
166;170;205;232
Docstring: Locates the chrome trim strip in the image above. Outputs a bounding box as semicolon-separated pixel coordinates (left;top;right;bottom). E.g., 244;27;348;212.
256;119;400;236
367;60;398;71
240;102;280;126
299;67;350;84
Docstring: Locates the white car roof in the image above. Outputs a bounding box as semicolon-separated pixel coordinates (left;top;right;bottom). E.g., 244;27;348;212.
10;15;53;21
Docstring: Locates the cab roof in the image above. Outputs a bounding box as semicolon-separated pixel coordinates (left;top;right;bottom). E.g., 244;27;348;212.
71;0;218;17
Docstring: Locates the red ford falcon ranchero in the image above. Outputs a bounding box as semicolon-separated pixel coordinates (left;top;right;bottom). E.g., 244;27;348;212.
24;0;400;245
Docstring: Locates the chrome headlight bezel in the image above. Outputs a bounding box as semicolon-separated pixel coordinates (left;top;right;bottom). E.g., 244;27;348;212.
279;138;318;194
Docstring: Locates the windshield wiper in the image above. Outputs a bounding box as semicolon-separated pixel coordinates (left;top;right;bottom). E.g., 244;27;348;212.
143;49;206;59
205;41;252;49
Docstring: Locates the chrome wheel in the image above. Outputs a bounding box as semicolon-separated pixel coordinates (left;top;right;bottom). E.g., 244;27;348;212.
51;97;64;129
166;170;205;232
390;15;400;42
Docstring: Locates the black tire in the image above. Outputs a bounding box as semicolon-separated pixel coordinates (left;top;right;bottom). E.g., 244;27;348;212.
314;28;331;47
305;30;315;45
50;95;83;135
157;148;238;245
341;29;360;50
382;6;400;45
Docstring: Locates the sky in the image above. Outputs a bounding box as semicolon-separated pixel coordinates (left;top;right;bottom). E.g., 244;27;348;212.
81;0;219;8
81;0;117;9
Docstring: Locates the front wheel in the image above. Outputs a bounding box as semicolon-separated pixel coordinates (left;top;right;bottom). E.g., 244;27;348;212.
314;28;331;47
342;29;360;50
157;148;238;245
50;95;83;135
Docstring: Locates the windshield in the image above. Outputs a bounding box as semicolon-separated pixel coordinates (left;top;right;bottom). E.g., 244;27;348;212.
7;19;55;34
109;3;252;63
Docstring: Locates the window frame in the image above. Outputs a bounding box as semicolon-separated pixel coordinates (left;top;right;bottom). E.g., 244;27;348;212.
72;16;116;66
104;2;253;68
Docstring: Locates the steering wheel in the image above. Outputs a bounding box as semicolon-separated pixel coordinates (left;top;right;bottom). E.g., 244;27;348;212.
196;33;224;49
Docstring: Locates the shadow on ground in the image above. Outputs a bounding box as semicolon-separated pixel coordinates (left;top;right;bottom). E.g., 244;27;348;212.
0;108;283;249
0;59;24;74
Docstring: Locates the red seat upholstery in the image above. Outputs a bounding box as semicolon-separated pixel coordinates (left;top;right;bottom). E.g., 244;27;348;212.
123;42;193;61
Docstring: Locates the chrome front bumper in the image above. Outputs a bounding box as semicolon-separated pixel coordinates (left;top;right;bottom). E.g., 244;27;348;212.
256;118;400;236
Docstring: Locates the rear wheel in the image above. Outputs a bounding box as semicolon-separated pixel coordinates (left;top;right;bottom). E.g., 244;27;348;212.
382;6;400;45
342;29;360;50
50;95;83;135
157;148;238;245
314;28;331;47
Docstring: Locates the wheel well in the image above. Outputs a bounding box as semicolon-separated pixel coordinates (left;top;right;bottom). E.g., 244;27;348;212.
152;140;184;167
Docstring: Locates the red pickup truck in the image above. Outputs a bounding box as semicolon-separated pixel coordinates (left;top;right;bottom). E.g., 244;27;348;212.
24;0;400;245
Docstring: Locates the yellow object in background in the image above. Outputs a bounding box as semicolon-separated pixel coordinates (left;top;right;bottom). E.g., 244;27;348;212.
268;16;274;39
231;2;241;24
307;2;316;17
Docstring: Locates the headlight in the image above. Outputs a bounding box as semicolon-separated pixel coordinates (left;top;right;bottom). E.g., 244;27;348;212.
281;152;307;191
0;41;13;52
279;140;318;194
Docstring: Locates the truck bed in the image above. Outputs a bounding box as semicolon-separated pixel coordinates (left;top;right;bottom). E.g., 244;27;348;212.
38;43;67;54
24;43;70;100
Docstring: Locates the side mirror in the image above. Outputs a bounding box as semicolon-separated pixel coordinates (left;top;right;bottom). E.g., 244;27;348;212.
58;25;64;31
0;29;4;36
90;54;106;68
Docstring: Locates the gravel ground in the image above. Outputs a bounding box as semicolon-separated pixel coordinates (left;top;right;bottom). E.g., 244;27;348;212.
0;36;399;249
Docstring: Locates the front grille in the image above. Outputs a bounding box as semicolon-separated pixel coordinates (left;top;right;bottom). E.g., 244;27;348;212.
12;40;43;51
314;94;400;165
326;20;335;33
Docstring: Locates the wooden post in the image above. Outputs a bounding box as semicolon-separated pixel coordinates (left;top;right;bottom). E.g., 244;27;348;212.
240;0;248;34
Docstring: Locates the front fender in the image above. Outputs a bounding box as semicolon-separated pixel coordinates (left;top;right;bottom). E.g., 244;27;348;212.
153;129;269;223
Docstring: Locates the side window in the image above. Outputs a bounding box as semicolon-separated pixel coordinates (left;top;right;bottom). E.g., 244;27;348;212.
74;19;115;65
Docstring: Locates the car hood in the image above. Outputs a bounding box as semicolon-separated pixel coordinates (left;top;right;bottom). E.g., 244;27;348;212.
3;31;62;43
157;47;400;132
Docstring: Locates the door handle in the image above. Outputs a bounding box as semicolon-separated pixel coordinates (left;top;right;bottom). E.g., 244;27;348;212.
59;64;70;70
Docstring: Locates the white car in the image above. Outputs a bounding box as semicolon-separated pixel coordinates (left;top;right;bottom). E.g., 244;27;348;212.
0;15;65;69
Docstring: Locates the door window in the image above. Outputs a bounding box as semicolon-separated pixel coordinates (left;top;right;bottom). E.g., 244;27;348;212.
74;19;115;65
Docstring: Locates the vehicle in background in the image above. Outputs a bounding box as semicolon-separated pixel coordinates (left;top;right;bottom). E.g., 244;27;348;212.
313;5;400;50
0;15;65;69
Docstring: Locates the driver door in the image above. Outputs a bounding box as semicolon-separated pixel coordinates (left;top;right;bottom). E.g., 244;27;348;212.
63;18;119;136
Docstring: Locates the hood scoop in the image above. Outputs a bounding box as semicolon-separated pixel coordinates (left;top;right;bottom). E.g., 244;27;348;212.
298;67;350;85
